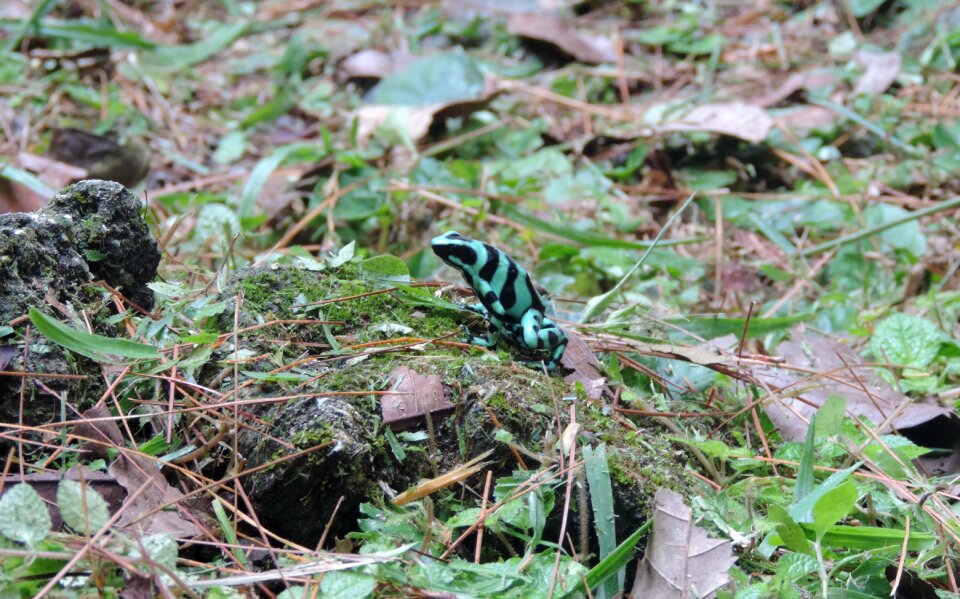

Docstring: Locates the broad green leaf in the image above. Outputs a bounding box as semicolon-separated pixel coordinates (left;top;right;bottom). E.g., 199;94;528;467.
213;130;247;165
791;464;859;523
869;313;941;369
319;570;377;599
57;480;110;534
814;395;846;439
330;241;356;268
0;484;51;546
127;534;178;570
360;255;410;282
767;504;814;556
811;480;857;540
864;204;926;256
29;308;160;361
370;53;486;106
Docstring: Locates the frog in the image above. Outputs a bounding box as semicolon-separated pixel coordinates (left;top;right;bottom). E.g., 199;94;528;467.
431;231;568;372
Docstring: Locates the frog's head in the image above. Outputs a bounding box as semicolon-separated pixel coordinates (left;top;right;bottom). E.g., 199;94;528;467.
431;231;478;273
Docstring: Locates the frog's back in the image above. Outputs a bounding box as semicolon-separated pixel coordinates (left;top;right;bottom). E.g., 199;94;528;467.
475;240;545;320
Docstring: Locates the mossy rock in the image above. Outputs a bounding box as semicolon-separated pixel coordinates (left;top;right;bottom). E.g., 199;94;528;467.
0;180;160;430
214;263;697;546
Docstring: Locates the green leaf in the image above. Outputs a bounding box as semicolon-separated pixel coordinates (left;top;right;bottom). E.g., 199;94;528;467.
238;143;325;219
360;255;410;283
811;480;857;540
791;464;859;523
767;504;814;556
584;444;620;598
213;130;247;165
29;308;159;361
794;413;816;504
563;520;652;598
806;523;935;551
144;21;250;70
330;241;356;268
319;570;377;599
869;313;941;369
57;480;110;534
849;0;886;17
370;53;486;106
213;498;249;568
582;192;697;322
814;395;846;439
0;484;51;546
863;204;926;256
0;17;156;50
0;164;55;199
664;313;809;340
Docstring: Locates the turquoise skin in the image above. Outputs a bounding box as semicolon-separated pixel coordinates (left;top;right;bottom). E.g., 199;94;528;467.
431;231;568;371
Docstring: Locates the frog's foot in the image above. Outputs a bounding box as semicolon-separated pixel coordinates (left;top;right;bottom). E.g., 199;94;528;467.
463;324;500;349
464;303;489;318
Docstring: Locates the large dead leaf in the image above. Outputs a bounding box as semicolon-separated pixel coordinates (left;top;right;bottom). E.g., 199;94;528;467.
631;488;737;599
656;102;773;144
853;49;901;95
749;330;954;443
381;365;454;429
76;407;202;538
562;332;606;400
508;14;617;64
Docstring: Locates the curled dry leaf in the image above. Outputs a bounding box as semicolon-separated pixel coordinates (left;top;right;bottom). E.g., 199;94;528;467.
508;14;617;64
381;365;454;430
656;101;774;144
631;488;737;599
853;49;901;96
749;330;955;443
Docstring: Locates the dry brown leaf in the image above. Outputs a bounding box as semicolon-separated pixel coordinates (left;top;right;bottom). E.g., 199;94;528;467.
562;331;606;400
853;49;901;95
76;407;202;538
355;105;437;147
631;488;737;599
0;168;53;214
508;14;617;64
749;330;954;442
755;70;841;107
656;102;773;144
381;365;454;429
774;105;838;136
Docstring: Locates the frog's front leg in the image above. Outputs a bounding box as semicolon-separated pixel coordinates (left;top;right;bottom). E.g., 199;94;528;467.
463;312;502;349
519;313;568;371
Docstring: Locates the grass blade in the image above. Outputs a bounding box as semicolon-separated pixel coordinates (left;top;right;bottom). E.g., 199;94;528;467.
29;307;159;362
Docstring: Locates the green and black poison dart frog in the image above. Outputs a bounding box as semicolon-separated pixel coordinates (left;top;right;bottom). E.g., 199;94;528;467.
431;231;568;371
